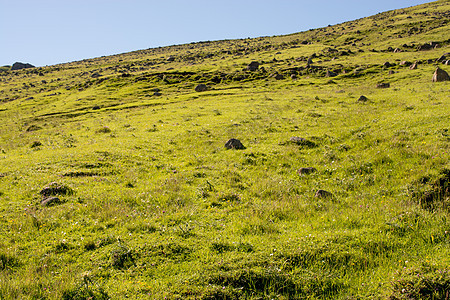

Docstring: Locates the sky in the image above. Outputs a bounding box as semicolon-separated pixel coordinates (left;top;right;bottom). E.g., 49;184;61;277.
0;0;433;67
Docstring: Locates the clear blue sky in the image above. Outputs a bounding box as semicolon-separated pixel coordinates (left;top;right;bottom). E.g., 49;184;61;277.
0;0;432;67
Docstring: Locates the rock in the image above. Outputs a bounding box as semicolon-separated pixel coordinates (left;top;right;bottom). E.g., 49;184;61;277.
40;182;73;197
376;83;390;88
388;70;395;75
11;62;35;71
357;95;368;102
298;167;317;175
291;74;298;80
409;63;418;70
273;73;284;80
383;62;392;68
400;61;412;66
92;105;101;110
166;56;175;62
26;125;42;132
326;70;337;77
315;189;333;198
195;84;208;92
432;67;450;82
394;48;402;53
225;138;245;150
41;197;62;207
306;57;313;67
246;61;259;71
30;141;42;148
289;137;316;148
153;92;162;96
437;53;448;63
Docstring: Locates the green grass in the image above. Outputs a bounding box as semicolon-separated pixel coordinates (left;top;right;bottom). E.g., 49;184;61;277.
0;1;449;299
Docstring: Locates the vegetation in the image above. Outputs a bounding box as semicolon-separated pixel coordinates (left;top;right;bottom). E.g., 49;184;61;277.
0;1;449;299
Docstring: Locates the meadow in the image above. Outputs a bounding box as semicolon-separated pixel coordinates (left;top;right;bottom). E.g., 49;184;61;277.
0;1;449;299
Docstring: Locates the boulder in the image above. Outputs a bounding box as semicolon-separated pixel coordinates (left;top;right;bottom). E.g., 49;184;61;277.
225;139;245;150
40;182;73;197
246;61;259;71
11;62;35;71
432;67;450;82
195;84;208;92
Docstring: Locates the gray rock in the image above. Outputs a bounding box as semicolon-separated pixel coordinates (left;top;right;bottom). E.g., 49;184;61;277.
225;138;245;150
436;53;448;63
376;83;390;88
432;67;449;82
195;84;208;92
357;95;368;102
41;197;61;207
326;70;337;77
11;62;35;71
40;182;73;197
273;73;284;80
247;61;259;71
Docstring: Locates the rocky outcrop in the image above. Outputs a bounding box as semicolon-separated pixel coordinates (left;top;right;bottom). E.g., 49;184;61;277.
11;62;35;70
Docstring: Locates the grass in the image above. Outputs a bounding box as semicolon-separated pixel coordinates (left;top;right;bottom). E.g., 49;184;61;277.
0;0;449;299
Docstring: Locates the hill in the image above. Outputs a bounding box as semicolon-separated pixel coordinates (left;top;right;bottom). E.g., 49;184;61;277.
0;1;449;299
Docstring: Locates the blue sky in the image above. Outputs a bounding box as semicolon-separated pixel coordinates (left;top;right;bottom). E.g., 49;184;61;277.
0;0;432;67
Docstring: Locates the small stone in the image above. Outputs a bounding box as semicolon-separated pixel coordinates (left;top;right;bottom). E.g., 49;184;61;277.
409;63;418;70
326;70;337;77
357;95;368;102
225;138;245;150
195;84;208;92
436;53;448;63
376;83;390;88
298;167;317;175
272;73;284;80
315;189;333;198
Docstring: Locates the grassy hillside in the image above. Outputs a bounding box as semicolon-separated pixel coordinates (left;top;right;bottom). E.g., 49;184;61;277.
0;1;449;299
